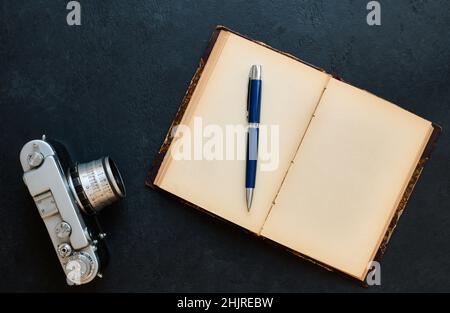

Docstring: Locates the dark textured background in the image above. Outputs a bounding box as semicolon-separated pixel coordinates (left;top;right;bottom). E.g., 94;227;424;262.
0;0;449;292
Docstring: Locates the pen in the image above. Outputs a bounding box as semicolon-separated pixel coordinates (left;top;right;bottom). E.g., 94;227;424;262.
246;64;262;211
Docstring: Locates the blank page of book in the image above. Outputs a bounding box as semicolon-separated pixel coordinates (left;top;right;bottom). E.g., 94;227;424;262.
156;30;330;233
261;78;433;279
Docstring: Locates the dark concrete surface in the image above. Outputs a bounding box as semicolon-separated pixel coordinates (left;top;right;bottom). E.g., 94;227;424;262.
0;0;449;292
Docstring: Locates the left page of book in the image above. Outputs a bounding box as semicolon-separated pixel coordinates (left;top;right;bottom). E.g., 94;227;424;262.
154;29;330;233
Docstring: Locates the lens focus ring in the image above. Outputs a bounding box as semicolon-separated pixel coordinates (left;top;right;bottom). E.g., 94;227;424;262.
68;157;125;215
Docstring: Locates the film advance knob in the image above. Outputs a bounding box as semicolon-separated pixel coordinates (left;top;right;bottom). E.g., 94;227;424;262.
65;253;94;284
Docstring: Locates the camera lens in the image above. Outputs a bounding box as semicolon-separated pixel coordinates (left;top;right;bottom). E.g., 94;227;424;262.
68;157;126;215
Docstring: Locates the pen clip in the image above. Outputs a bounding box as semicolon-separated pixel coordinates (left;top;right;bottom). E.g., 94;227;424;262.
246;77;251;120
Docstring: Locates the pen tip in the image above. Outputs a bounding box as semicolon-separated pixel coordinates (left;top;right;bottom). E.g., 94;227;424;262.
246;188;253;211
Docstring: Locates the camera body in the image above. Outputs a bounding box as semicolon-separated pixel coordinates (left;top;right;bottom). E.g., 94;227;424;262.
20;136;125;285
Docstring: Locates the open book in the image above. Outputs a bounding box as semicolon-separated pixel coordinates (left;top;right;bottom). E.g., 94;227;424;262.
147;26;440;281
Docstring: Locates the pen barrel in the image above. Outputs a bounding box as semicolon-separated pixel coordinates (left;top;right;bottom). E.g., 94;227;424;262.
246;127;259;188
248;80;262;123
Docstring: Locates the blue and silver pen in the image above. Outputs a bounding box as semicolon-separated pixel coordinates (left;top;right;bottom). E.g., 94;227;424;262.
246;64;262;211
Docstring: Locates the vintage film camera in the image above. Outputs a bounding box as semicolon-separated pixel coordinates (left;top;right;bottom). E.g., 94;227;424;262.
20;136;126;285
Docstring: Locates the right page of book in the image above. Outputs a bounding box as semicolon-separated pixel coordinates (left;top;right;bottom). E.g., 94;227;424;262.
260;78;433;280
